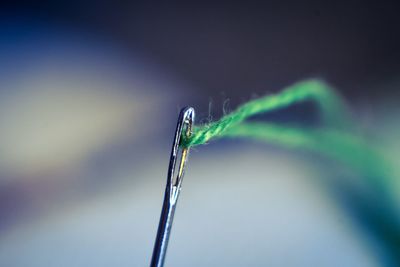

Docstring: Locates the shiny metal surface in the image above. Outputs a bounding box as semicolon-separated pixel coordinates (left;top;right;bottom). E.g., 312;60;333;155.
150;107;195;267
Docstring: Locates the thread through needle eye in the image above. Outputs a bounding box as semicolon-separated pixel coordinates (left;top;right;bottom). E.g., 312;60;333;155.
150;107;195;267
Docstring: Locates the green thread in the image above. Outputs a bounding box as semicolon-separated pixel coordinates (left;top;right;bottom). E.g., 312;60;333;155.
179;79;400;264
181;79;348;148
181;79;389;182
181;78;393;194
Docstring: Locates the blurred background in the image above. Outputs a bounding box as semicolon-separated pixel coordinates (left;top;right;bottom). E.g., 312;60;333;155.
0;1;399;266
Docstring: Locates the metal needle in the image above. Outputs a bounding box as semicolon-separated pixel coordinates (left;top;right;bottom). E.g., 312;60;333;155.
150;107;195;267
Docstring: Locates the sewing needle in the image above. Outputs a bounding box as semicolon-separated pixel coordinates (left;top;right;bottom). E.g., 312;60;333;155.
150;107;195;267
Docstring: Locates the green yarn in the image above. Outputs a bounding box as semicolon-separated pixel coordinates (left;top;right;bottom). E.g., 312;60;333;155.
179;79;400;264
180;78;393;194
181;79;348;148
180;79;390;181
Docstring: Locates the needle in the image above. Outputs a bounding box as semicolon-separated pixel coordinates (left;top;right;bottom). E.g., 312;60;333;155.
150;107;195;267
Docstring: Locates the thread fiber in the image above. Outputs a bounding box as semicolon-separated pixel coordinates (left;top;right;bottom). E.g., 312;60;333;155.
179;79;400;265
181;79;347;148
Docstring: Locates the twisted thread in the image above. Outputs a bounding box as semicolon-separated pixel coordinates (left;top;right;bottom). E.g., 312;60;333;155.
181;79;347;147
178;79;400;265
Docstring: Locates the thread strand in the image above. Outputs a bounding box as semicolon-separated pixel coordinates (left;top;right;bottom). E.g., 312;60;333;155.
181;79;347;147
